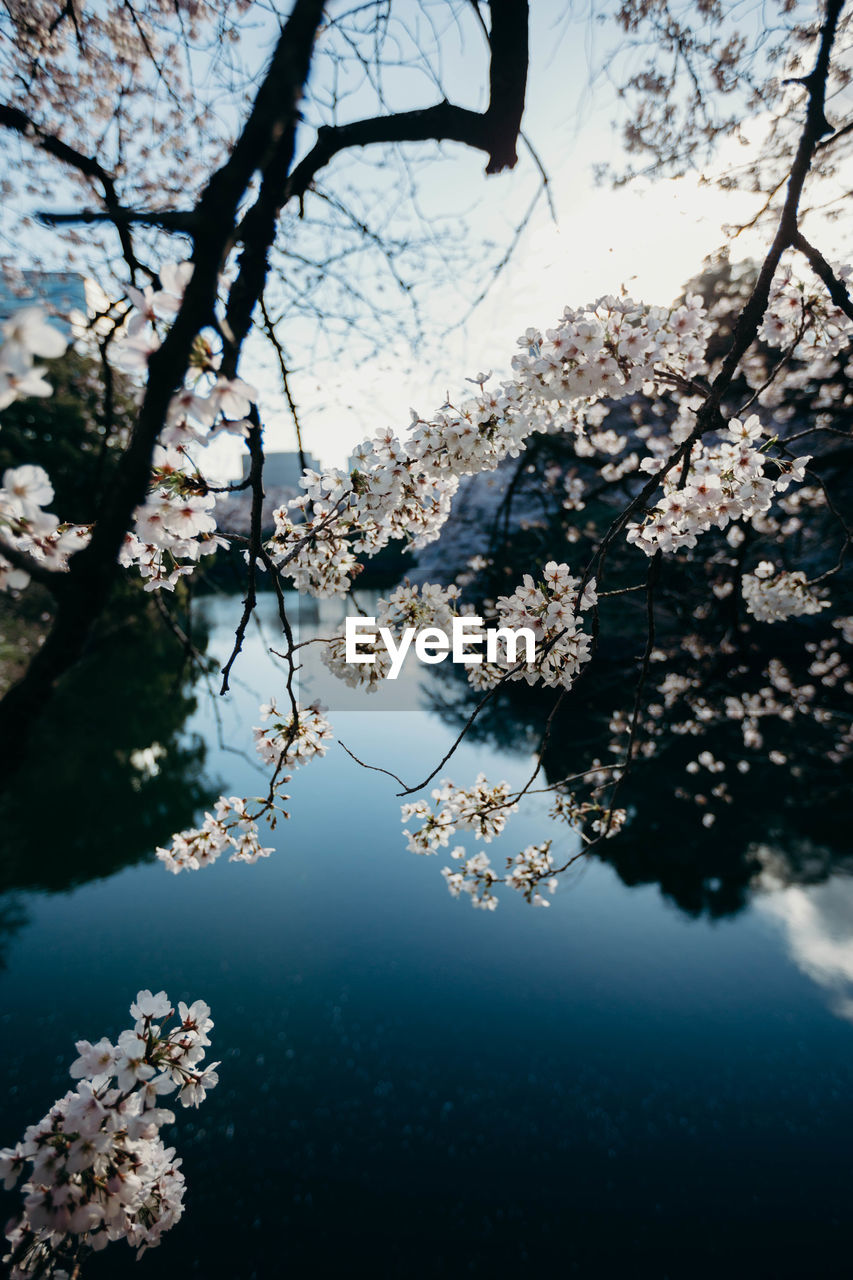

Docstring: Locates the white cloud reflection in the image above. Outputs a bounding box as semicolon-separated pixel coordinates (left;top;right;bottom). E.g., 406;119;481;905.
756;855;853;1022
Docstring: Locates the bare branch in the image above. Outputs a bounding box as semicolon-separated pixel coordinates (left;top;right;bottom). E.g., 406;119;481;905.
36;207;197;232
286;0;528;203
0;101;145;277
220;410;265;695
792;229;853;322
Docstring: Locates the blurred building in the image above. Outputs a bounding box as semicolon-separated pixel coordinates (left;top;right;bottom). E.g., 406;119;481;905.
241;450;319;488
225;450;321;535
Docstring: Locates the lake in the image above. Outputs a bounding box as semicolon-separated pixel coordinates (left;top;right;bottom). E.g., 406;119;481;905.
1;591;852;1278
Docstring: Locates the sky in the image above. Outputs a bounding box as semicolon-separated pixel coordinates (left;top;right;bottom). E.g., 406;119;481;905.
5;0;848;477
262;167;766;470
214;1;784;475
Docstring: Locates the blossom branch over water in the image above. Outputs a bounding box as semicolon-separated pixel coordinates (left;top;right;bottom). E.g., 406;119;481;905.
1;990;218;1278
0;3;851;906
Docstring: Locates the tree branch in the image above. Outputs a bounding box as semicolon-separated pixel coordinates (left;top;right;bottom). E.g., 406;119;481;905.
37;207;198;232
0;102;145;278
792;228;853;322
220;410;265;694
0;536;64;592
286;0;529;203
0;0;329;770
0;103;111;185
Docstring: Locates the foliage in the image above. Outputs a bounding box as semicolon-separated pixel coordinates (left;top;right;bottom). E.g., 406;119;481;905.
0;349;136;526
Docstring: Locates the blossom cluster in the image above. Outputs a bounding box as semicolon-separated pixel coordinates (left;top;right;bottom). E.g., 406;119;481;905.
741;562;829;623
157;700;332;873
110;263;193;375
0;306;66;411
0;271;257;598
440;841;559;911
0;309;93;591
119;446;227;592
252;698;334;768
322;582;462;689
471;561;597;691
635;634;848;832
401;774;518;854
505;841;559;903
401;777;568;909
1;990;218;1278
440;849;501;910
256;269;843;620
759;262;853;355
626;415;811;555
511;292;711;403
562;473;586;511
266;427;457;598
808;629;853;699
1;255;838;615
0;464;91;591
156;793;278;872
263;295;727;598
549;790;628;843
267;487;359;598
107;265;258;592
112;263;256;448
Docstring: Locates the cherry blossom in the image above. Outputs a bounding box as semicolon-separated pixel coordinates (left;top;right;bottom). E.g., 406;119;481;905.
742;563;830;623
1;990;218;1278
157;701;333;874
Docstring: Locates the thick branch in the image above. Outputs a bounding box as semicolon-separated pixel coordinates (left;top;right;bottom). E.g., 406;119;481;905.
792;229;853;321
483;0;529;172
37;207;198;232
0;0;328;769
287;102;494;203
32;3;530;265
0;103;110;184
704;0;844;405
220;411;265;694
579;3;847;604
286;0;529;201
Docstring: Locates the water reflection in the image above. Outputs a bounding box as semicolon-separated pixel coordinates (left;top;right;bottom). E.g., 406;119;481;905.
2;585;849;931
1;591;853;1277
210;588;853;927
425;656;853;921
758;864;853;1021
0;600;216;895
0;896;26;972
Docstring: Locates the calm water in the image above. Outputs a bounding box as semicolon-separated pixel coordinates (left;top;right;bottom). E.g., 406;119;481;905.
1;593;852;1278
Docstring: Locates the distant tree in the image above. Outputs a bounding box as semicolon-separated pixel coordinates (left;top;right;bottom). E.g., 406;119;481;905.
0;349;136;525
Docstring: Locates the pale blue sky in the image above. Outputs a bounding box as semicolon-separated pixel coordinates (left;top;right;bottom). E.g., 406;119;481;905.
218;1;772;472
4;0;849;476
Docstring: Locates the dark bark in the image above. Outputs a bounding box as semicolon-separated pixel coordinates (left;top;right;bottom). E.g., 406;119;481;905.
0;0;328;770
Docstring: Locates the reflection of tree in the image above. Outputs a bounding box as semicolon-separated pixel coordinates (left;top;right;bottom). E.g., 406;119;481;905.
427;644;853;921
0;895;27;971
0;597;217;895
410;255;853;920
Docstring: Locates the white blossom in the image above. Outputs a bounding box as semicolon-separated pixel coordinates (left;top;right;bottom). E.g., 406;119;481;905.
2;990;218;1278
742;566;829;623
